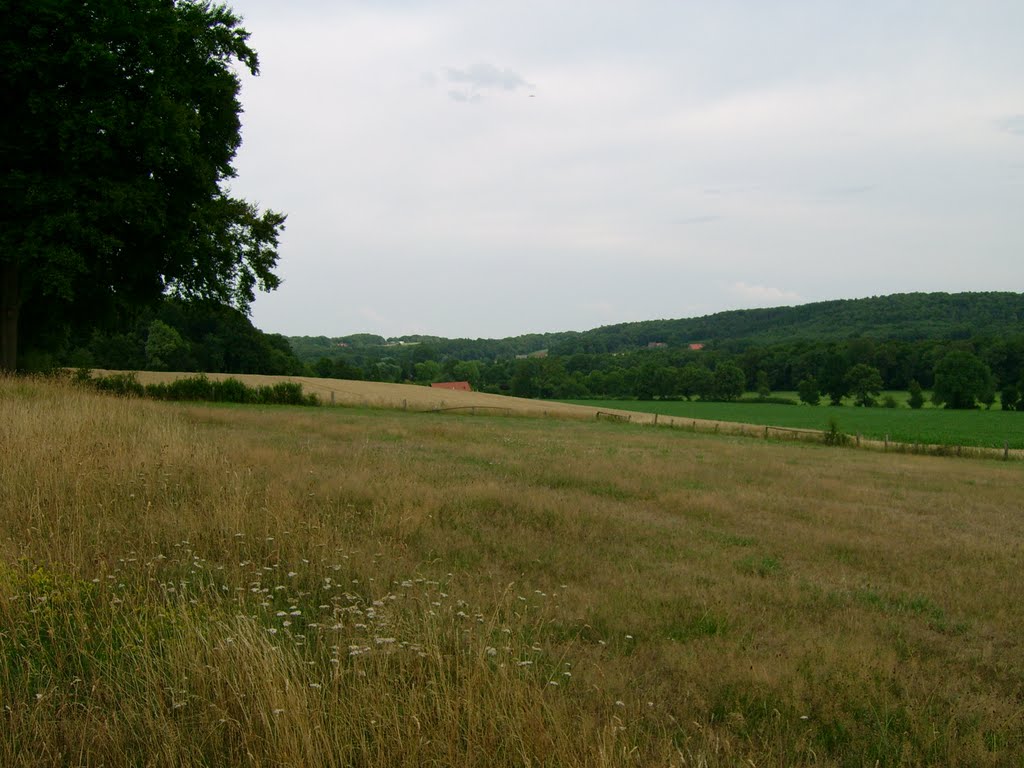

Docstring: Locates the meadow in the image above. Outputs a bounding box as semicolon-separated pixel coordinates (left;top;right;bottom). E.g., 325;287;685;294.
2;375;1024;766
565;397;1024;450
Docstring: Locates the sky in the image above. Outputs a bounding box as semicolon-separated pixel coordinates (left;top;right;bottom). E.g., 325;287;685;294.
225;0;1024;340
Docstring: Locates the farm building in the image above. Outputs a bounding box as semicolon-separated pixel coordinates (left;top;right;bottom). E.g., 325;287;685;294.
431;381;472;392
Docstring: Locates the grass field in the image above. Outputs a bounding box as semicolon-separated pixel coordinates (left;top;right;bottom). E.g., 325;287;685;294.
3;375;1024;765
563;397;1024;450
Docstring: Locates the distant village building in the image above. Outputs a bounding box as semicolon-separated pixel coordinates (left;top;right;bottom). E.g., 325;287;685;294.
431;381;472;392
688;343;705;351
647;342;667;349
514;349;549;359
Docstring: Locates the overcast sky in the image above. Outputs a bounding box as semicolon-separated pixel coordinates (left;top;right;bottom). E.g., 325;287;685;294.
225;0;1024;340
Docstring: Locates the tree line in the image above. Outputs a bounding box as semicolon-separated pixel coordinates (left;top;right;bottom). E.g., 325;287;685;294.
299;334;1024;410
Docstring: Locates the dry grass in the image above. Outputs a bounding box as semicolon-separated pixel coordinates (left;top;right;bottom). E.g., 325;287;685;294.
2;375;1023;766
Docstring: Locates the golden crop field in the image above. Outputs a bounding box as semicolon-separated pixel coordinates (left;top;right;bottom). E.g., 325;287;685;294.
2;375;1023;766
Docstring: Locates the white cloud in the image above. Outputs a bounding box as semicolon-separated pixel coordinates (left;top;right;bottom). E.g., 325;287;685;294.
442;62;533;102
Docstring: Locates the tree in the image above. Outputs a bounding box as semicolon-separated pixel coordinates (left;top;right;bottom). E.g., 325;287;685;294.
1;0;284;370
797;376;820;406
845;363;884;407
712;363;746;401
820;350;850;406
931;351;992;409
1001;384;1020;412
414;360;442;384
677;363;713;400
755;370;771;399
145;319;189;371
907;379;925;409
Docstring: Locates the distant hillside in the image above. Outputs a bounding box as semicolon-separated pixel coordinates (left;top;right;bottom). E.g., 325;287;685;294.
290;292;1024;362
556;292;1024;354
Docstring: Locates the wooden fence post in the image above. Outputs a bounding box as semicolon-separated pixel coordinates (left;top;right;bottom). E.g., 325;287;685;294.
330;391;335;405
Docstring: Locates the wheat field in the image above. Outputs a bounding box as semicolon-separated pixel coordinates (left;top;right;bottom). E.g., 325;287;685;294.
2;375;1023;766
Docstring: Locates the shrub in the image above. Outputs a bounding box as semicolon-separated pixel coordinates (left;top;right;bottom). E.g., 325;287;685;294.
166;374;214;401
798;376;821;406
907;380;925;410
92;372;144;397
255;381;311;406
211;377;252;403
823;417;850;446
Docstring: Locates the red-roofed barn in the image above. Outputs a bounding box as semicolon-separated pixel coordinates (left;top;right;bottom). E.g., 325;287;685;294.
430;381;472;392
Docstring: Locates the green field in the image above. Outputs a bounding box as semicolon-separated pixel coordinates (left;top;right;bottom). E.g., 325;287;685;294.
562;396;1024;449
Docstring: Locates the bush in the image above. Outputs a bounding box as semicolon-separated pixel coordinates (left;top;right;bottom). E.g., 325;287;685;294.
255;381;316;406
882;395;898;408
144;382;171;400
166;375;214;401
84;372;318;407
907;380;925;410
211;377;252;404
823;417;850;446
91;372;144;397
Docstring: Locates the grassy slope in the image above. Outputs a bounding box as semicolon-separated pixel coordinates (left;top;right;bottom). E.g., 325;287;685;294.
3;377;1024;766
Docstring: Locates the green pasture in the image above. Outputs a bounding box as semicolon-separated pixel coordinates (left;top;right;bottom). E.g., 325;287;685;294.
562;396;1024;450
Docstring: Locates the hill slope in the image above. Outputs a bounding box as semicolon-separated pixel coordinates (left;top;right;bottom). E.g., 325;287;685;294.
290;291;1024;361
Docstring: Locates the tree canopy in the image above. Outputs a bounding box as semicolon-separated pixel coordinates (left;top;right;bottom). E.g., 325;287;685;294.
932;351;993;409
1;0;284;370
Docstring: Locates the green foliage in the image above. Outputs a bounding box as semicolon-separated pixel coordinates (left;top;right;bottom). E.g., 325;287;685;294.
678;363;713;400
755;369;771;399
797;376;821;406
932;351;992;409
414;360;442;384
91;372;144;397
144;320;189;371
1001;384;1020;412
821;349;851;406
712;363;746;401
2;0;284;369
66;298;303;375
846;363;884;407
823;417;851;446
907;379;925;409
90;374;317;406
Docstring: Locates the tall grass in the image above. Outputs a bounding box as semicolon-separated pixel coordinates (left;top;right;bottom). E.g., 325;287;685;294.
2;375;1023;765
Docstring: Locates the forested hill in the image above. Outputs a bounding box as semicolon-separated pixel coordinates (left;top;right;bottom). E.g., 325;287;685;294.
564;292;1024;353
290;292;1024;362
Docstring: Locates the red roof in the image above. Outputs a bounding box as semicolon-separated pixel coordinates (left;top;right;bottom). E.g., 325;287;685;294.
430;381;472;391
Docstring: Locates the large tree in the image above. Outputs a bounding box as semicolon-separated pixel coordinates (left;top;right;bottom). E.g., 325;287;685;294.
1;0;284;370
931;350;992;409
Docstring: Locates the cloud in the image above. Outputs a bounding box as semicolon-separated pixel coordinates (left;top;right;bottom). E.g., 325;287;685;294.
729;282;801;306
442;62;533;102
996;114;1024;136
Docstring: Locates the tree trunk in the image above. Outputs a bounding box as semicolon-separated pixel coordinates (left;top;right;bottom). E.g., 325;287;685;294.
1;261;18;372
